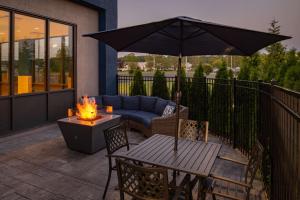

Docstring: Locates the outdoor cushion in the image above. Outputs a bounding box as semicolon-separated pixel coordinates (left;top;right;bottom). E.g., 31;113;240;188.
154;98;169;115
122;96;140;110
129;111;159;127
102;95;122;109
140;96;157;112
162;104;175;117
114;109;158;127
91;96;102;107
113;109;138;120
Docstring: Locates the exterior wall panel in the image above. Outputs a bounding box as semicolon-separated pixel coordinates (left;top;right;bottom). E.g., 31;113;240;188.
13;94;47;130
48;91;74;121
0;98;10;134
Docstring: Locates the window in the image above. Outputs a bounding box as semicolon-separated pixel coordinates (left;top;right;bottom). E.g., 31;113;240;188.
0;10;74;96
49;22;73;91
14;14;46;94
0;10;9;96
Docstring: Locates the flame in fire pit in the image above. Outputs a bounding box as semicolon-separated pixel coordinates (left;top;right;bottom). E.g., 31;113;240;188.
76;96;98;121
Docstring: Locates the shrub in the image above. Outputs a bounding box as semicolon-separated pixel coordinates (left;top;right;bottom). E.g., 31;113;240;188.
171;68;188;106
209;64;231;136
189;64;207;122
152;70;169;99
284;63;300;92
130;69;146;96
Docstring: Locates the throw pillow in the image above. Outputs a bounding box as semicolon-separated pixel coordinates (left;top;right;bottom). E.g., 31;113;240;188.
162;105;175;117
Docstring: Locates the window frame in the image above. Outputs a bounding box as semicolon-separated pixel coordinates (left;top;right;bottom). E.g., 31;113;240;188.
0;5;76;98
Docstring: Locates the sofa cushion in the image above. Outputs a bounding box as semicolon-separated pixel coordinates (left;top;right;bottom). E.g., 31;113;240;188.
113;109;158;128
122;96;140;110
140;96;157;112
154;98;169;115
102;95;122;109
113;109;137;120
89;96;102;108
131;111;159;127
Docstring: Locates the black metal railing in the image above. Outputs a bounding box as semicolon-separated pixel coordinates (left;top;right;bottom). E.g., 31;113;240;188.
117;75;300;200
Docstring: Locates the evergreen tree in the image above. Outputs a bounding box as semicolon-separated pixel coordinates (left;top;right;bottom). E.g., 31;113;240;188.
284;62;300;92
128;62;138;75
152;70;169;99
215;61;229;79
262;20;286;82
190;64;206;121
18;40;33;75
202;63;213;75
130;69;146;96
209;63;232;137
171;68;188;106
278;49;298;85
238;53;261;80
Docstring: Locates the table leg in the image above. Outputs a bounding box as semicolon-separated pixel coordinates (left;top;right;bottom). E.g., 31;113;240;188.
172;170;177;186
197;176;206;200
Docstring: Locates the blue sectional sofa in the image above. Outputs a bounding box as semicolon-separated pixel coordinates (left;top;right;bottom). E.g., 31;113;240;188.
92;95;189;137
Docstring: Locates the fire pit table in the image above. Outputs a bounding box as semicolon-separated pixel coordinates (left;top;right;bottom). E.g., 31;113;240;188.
57;114;121;154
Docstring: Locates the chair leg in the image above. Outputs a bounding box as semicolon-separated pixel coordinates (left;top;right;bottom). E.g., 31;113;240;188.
172;170;177;186
120;191;125;200
212;194;217;200
103;158;113;199
197;177;206;200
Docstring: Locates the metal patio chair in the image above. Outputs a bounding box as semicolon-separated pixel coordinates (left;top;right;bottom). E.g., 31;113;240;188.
116;158;191;200
102;123;135;199
201;141;264;200
178;119;209;142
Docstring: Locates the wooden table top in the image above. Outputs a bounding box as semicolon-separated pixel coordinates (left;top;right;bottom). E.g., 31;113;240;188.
113;134;222;177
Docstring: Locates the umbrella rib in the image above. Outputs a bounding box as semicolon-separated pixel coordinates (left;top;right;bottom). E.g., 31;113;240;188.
158;30;179;41
184;31;207;41
183;28;206;40
118;20;177;52
187;21;250;55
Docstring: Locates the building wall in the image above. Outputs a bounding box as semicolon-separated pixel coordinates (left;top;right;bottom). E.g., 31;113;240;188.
0;0;100;98
77;0;118;95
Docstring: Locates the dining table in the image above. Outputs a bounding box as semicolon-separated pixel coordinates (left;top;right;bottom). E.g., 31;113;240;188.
112;134;222;200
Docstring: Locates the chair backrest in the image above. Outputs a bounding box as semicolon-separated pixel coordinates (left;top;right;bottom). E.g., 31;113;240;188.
103;124;129;155
178;119;198;141
244;141;264;186
178;119;209;142
116;159;169;200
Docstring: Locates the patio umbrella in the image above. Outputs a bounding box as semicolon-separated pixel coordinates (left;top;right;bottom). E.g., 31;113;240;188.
83;16;291;151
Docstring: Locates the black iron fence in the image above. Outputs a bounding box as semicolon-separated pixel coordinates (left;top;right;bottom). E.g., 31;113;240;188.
117;75;300;200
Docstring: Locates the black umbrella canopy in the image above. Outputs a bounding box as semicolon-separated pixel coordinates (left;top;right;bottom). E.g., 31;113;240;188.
84;16;291;151
84;16;291;56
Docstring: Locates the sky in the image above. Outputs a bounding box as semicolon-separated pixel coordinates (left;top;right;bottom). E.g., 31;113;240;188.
118;0;300;52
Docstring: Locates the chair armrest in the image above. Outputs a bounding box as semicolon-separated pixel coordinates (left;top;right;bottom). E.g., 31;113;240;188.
217;155;248;166
151;106;189;136
210;174;251;188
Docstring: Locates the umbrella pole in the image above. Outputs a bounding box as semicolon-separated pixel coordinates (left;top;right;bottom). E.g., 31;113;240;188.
175;54;182;151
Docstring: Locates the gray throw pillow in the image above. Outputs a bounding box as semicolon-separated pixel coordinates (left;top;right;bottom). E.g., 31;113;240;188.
162;105;175;117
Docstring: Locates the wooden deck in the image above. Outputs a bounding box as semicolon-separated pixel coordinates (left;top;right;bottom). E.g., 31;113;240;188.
0;124;266;200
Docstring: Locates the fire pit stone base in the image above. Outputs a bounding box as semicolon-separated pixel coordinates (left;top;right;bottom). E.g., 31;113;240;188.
57;114;121;154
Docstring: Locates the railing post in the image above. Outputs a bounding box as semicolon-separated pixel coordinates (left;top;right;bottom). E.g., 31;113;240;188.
270;79;276;200
233;78;237;149
116;74;119;95
204;76;208;121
